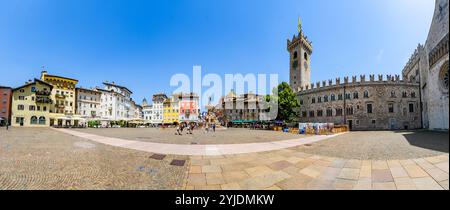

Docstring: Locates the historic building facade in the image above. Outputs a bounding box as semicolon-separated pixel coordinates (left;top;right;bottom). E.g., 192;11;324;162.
163;95;180;125
150;93;167;125
0;86;12;126
40;71;83;126
404;0;449;130
142;98;153;123
290;20;422;130
76;87;101;121
297;76;421;130
219;91;266;124
11;79;53;127
175;92;200;122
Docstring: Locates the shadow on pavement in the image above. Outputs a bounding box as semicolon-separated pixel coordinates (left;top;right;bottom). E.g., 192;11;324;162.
399;130;449;153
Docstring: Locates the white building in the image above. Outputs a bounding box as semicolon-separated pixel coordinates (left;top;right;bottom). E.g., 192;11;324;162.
150;93;167;125
142;98;153;123
75;87;101;122
403;0;449;130
96;81;134;125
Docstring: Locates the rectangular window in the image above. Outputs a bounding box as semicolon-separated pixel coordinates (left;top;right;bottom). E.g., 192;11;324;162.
388;104;394;113
29;105;35;111
409;103;414;113
326;109;333;117
19;96;25;100
367;104;373;114
18;105;24;110
302;112;307;118
37;106;41;111
317;110;323;117
336;109;343;116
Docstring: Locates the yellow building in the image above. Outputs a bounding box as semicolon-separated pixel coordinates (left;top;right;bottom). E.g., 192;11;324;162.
163;96;180;125
11;79;53;127
40;71;83;126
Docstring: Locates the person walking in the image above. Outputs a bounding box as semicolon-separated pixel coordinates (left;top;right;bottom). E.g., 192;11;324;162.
212;123;216;132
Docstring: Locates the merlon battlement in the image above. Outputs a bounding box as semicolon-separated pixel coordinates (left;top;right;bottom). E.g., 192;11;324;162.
296;74;420;92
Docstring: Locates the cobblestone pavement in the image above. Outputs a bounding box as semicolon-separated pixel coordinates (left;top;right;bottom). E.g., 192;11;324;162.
74;128;306;145
0;128;189;190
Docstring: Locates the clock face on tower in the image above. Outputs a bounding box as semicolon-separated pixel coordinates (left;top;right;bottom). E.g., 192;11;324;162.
304;61;308;70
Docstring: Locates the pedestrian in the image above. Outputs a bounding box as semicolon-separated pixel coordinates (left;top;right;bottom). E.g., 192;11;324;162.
6;123;9;130
212;123;216;132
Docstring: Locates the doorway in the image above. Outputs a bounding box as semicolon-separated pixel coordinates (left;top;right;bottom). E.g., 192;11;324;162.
348;120;353;131
389;118;396;130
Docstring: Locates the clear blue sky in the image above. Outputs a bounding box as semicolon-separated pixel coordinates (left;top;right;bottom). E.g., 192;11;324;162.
0;0;435;104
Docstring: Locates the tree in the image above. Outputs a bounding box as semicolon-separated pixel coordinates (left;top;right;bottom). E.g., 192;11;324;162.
266;82;300;123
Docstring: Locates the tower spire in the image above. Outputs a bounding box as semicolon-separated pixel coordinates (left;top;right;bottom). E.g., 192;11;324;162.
297;16;302;33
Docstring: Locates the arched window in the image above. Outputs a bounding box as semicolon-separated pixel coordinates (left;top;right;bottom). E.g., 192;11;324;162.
39;116;46;125
331;94;336;101
390;91;396;98
324;95;329;102
353;92;359;99
411;92;416;98
31;116;38;124
293;51;298;59
364;90;369;98
304;52;308;60
402;91;408;98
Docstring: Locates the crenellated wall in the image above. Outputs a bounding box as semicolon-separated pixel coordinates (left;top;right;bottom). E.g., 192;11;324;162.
296;74;419;93
296;78;421;130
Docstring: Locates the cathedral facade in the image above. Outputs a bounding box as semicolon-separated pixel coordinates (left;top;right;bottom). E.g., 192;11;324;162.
403;0;449;130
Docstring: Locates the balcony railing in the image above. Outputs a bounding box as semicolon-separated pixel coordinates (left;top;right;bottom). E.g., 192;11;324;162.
55;94;66;99
35;90;51;96
36;96;53;104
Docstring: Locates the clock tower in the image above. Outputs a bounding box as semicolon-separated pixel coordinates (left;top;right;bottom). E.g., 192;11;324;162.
288;17;313;92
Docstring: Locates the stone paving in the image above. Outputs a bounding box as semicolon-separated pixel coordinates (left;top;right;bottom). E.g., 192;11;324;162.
0;128;189;190
57;128;346;156
73;128;308;145
184;151;449;190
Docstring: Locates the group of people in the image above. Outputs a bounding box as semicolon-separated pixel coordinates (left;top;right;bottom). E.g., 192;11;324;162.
175;122;195;135
175;122;216;136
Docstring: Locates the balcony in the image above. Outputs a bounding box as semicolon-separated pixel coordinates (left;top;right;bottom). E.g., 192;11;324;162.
55;94;66;99
36;96;53;104
57;104;65;109
35;90;51;96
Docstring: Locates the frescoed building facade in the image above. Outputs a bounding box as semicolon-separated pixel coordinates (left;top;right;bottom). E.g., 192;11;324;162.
175;92;200;122
11;79;53;127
